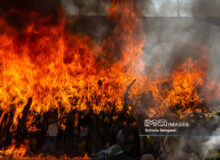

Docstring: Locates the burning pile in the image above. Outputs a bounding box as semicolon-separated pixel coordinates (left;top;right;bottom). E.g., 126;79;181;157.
0;0;219;159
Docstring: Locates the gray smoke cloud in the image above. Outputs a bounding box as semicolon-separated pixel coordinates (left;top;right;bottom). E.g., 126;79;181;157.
61;0;152;16
139;1;220;159
192;0;220;18
61;0;109;16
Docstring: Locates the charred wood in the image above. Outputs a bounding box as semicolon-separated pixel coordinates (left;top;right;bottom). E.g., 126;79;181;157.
16;97;32;144
0;105;15;148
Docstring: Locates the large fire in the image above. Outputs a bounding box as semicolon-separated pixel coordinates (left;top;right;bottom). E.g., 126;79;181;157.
0;0;143;124
0;0;219;159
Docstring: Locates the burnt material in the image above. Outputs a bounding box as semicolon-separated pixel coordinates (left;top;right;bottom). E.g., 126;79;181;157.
0;106;15;148
16;97;32;144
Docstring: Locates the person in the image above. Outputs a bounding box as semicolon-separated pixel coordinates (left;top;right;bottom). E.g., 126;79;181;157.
43;112;59;154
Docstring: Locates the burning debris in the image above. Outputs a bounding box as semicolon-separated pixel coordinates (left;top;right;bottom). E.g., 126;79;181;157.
0;0;219;159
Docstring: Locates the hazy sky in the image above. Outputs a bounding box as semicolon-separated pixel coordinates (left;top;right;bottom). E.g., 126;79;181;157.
146;0;192;17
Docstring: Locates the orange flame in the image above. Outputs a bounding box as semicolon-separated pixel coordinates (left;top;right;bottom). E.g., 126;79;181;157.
0;144;28;158
0;0;144;157
0;1;144;128
0;144;89;159
146;55;210;117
